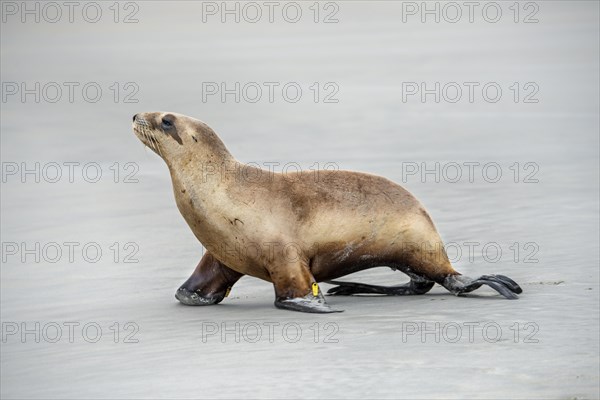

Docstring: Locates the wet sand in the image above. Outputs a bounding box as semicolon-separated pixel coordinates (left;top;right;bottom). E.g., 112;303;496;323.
1;1;598;398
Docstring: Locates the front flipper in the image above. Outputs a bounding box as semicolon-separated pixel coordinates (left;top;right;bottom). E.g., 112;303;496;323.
271;263;343;313
275;289;342;313
176;287;223;306
175;252;243;306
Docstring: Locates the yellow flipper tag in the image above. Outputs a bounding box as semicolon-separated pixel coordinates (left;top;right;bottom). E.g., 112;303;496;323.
225;287;232;298
312;282;319;297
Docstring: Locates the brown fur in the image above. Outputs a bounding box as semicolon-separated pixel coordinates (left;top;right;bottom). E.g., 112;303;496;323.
133;112;458;301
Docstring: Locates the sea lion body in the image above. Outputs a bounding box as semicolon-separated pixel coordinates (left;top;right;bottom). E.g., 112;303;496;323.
173;165;448;282
132;112;522;313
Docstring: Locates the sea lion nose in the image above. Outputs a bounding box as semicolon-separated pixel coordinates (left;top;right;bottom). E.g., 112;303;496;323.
133;113;138;122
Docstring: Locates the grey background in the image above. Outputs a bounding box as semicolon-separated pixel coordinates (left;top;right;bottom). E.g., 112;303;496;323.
1;1;599;399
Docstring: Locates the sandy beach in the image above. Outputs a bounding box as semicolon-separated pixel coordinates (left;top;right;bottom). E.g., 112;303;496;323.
1;1;598;398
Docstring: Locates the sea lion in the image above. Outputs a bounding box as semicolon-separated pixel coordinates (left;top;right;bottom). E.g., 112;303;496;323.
132;112;522;313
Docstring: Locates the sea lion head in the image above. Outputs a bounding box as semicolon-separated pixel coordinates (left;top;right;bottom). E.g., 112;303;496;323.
132;111;230;163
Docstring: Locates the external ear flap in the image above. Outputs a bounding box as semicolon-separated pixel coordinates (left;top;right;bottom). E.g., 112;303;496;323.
166;129;183;145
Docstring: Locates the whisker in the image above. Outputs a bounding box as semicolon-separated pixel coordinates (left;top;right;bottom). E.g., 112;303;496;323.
154;136;164;158
143;128;156;153
142;129;154;153
135;123;164;158
147;129;164;158
149;132;161;157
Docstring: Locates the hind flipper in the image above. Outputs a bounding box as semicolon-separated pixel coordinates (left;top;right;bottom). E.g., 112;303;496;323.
482;274;523;294
443;274;522;300
326;279;434;296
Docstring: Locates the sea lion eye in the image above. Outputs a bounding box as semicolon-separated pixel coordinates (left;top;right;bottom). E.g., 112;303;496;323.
161;117;173;129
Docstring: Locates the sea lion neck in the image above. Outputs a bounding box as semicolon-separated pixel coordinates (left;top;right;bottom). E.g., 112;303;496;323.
166;152;241;242
166;146;239;189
